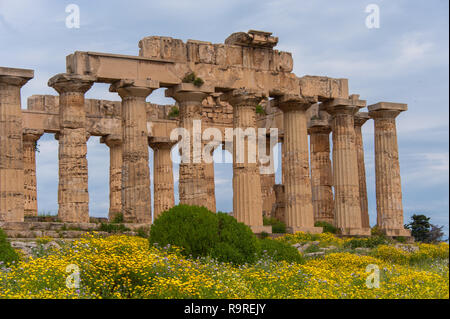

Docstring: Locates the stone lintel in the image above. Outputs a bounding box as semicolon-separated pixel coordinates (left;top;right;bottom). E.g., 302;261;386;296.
48;73;96;94
225;30;278;48
165;82;214;98
299;76;349;100
354;112;370;126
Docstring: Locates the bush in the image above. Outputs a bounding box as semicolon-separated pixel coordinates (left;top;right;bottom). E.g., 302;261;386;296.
99;223;130;233
314;221;337;234
343;236;388;249
263;217;286;234
149;205;259;265
0;228;19;266
182;72;204;87
257;238;304;263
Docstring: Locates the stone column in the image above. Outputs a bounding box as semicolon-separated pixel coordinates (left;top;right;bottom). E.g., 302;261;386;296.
354;112;370;229
260;137;276;218
100;135;122;222
368;102;411;237
48;74;94;223
110;79;158;224
308;120;334;225
23;129;43;217
324;95;370;235
0;67;33;222
204;150;217;213
221;89;271;233
148;137;175;219
165;83;213;208
275;94;322;233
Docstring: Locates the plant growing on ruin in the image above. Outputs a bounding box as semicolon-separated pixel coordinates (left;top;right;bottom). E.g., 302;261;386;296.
314;221;338;234
255;104;266;115
168;106;179;118
182;72;204;87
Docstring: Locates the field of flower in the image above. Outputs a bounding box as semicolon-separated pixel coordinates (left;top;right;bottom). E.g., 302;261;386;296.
0;233;448;299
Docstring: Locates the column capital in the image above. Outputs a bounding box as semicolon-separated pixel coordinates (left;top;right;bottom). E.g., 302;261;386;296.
220;88;265;107
274;94;318;112
100;134;122;147
323;94;366;116
307;119;331;135
23;129;44;142
368;102;407;119
354;112;370;127
148;137;177;150
165;83;214;104
48;73;95;94
109;78;159;99
0;66;34;87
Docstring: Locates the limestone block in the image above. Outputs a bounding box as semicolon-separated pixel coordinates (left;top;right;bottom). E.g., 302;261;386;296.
139;36;187;62
299;76;349;100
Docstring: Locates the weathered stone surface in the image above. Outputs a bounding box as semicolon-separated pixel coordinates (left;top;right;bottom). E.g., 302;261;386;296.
0;67;34;222
274;94;321;234
22;130;43;217
148;137;175;219
323;95;370;236
308;120;334;225
354;112;370;229
369;102;411;237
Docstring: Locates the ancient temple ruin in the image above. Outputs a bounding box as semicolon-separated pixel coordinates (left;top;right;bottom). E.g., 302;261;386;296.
0;30;411;237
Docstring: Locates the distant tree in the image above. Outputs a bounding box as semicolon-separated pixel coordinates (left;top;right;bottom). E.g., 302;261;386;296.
428;224;446;243
405;214;431;242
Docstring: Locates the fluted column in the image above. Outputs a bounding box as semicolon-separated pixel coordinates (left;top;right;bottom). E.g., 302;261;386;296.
49;73;94;223
23;130;43;217
275;94;321;233
354;112;370;229
203;145;218;213
308;120;334;225
369;102;411;237
100;135;122;221
166;83;213;208
324;95;370;235
110;79;158;224
0;67;33;222
148;137;175;219
260;137;276;218
221;89;271;233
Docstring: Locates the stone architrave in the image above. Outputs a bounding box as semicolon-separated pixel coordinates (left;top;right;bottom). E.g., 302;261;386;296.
0;67;34;222
307;119;334;225
23;129;44;217
110;79;158;224
368;102;411;237
323;95;370;236
100;134;123;221
354;112;370;229
274;94;322;234
148;137;176;219
221;89;271;233
165;83;213;208
48;73;95;223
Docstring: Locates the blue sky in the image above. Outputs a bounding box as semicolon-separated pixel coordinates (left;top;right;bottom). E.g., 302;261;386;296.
1;0;448;235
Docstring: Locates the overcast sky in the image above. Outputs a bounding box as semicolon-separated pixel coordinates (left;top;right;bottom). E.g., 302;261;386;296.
1;0;448;235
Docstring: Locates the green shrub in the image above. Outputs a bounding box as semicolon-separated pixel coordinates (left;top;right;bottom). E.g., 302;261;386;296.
343;236;389;249
168;106;179;118
255;104;265;115
257;238;304;263
182;72;204;87
263;217;286;234
149;205;259;265
111;212;124;224
314;221;337;234
99;223;130;233
0;228;19;266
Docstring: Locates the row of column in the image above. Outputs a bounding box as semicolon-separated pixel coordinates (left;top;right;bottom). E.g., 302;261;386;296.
0;67;410;237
